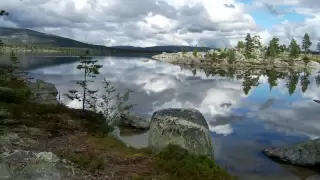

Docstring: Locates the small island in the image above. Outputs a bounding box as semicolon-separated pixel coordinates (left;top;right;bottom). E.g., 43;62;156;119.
153;33;320;70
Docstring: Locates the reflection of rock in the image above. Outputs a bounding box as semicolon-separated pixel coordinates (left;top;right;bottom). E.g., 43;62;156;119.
148;108;214;157
120;111;150;129
263;139;320;167
27;80;58;105
0;150;72;180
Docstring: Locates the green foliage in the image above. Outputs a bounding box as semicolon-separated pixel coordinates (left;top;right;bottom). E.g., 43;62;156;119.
242;70;259;95
97;78;135;127
65;50;103;111
302;56;310;66
8;51;19;77
252;35;262;49
300;70;310;93
286;70;299;95
288;38;300;60
266;70;278;91
227;49;236;64
244;33;254;59
57;152;104;171
156;144;235;180
181;47;186;56
193;46;198;57
219;50;228;59
266;37;280;58
317;41;320;54
279;44;287;53
302;33;312;53
236;41;245;50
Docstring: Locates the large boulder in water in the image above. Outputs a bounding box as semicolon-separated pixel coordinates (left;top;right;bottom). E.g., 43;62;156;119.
263;139;320;166
148;108;214;157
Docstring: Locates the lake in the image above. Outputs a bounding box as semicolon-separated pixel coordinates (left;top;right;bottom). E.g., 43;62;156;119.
11;55;320;180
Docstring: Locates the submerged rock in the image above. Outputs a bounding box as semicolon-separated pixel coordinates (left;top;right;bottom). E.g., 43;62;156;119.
263;139;320;166
120;111;150;129
27;80;58;105
0;150;72;180
148;108;214;158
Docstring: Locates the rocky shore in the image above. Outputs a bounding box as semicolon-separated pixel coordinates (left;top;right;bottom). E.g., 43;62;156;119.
0;68;234;180
152;49;320;70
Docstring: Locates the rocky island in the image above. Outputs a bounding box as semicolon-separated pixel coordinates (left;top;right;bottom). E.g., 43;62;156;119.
153;33;320;70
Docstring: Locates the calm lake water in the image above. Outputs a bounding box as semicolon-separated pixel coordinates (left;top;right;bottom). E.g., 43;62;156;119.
10;55;320;180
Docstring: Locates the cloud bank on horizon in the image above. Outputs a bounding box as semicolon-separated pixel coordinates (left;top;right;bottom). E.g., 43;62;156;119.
0;0;319;49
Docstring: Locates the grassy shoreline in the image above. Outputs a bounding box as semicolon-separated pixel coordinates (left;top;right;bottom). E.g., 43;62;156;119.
0;67;235;180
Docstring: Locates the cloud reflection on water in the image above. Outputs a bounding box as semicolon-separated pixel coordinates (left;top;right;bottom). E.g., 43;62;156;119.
28;56;320;179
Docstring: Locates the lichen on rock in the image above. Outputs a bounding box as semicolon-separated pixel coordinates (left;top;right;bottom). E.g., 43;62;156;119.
148;108;214;158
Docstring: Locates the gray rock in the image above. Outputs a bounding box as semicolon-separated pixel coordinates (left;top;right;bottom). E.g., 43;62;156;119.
27;80;58;105
0;150;72;180
305;175;320;180
120;112;150;129
13;163;69;180
0;163;11;180
263;139;320;166
148;108;214;158
108;126;121;140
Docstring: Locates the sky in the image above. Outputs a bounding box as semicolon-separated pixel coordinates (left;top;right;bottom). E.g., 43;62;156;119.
0;0;320;49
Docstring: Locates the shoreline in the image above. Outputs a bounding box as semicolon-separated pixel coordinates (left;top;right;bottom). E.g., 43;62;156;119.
152;51;320;71
0;68;235;180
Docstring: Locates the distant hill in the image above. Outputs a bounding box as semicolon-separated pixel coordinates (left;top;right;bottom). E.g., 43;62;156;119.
0;27;212;54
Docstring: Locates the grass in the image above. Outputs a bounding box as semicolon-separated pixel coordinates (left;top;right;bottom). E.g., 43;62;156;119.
156;144;236;180
0;68;235;180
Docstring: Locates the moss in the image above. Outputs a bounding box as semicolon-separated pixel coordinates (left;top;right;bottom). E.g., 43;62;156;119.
58;152;104;171
155;144;236;180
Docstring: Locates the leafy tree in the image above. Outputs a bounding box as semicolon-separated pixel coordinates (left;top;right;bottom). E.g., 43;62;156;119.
317;41;320;54
288;38;300;61
266;70;278;91
244;33;254;59
302;33;312;54
300;70;310;93
65;50;103;111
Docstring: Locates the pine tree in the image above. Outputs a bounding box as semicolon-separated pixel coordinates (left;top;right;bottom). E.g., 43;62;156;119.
266;37;280;64
65;50;103;111
302;33;312;54
236;41;245;50
244;33;254;59
193;46;198;57
317;41;320;54
288;38;300;60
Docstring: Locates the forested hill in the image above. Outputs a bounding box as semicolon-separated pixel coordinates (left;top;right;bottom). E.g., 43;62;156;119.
0;27;212;54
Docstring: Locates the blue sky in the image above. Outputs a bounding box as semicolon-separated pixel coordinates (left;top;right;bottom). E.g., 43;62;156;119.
239;0;306;29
